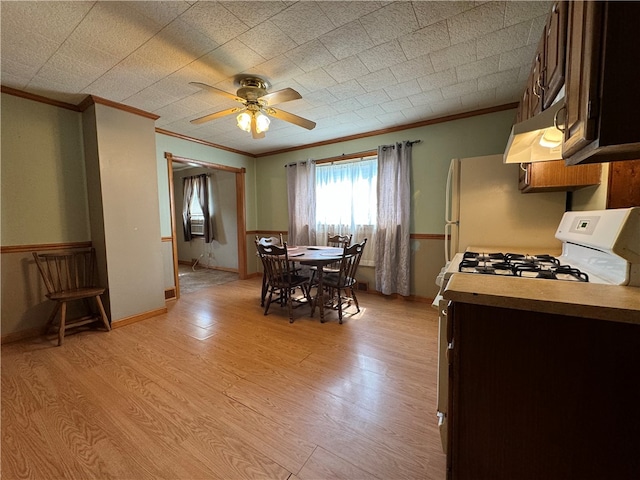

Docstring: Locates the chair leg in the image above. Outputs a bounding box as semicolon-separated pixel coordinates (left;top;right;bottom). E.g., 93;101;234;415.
46;303;61;332
260;274;268;306
264;286;275;315
58;302;67;346
350;288;360;312
94;296;111;331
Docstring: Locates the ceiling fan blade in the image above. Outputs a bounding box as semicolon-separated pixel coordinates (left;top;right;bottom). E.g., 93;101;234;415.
251;115;265;139
268;107;316;130
258;88;302;106
190;106;244;125
190;81;245;103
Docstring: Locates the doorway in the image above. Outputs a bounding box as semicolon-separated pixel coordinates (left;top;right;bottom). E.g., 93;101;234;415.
165;152;247;299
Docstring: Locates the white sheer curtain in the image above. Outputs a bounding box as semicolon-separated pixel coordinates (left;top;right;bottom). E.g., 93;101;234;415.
286;160;316;246
375;142;412;296
315;158;377;266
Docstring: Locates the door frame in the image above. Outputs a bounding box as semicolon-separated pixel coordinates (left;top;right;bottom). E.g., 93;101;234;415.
165;152;247;299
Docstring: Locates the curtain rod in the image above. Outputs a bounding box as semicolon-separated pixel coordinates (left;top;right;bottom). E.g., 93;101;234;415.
284;140;421;167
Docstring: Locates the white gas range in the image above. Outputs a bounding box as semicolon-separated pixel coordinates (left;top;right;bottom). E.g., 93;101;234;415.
435;207;640;300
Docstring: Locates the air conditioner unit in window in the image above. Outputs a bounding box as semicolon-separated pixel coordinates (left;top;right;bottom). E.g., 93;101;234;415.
191;218;204;235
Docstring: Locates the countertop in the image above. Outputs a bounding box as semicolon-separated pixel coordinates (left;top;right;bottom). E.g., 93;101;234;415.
443;274;640;325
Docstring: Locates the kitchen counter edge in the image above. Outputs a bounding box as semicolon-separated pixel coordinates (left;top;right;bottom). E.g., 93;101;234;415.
443;274;640;325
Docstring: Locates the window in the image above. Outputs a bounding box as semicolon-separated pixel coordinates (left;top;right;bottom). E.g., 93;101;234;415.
189;183;205;236
315;156;377;265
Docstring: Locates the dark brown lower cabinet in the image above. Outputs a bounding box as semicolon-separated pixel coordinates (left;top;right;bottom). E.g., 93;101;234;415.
447;302;640;480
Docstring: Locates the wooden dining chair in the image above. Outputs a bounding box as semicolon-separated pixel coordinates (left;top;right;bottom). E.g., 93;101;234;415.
32;248;111;346
309;233;352;285
319;238;367;324
256;241;312;323
256;236;281;306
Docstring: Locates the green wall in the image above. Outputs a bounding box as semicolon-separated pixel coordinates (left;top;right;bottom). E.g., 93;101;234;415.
1;93;90;245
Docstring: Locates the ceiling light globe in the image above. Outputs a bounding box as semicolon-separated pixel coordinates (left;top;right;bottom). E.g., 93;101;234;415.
256;113;270;133
236;112;251;132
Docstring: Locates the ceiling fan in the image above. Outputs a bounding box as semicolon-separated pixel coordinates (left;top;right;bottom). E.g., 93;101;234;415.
190;76;316;139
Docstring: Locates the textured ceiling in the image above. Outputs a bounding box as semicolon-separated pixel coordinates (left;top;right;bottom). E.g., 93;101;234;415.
1;1;552;155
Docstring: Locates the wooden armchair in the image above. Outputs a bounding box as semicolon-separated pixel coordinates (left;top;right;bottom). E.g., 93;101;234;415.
255;241;312;323
256;236;281;306
32;248;111;346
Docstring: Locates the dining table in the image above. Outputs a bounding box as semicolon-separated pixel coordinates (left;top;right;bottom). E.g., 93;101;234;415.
286;245;345;322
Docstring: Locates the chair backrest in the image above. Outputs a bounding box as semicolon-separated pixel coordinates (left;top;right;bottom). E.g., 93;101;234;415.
335;238;367;286
255;241;294;287
256;235;281;247
327;233;352;248
32;248;100;295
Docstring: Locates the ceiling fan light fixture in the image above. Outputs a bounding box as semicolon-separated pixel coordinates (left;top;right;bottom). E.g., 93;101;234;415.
255;112;270;133
236;111;251;132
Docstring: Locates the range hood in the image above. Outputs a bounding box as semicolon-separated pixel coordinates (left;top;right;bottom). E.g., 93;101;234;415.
503;100;564;164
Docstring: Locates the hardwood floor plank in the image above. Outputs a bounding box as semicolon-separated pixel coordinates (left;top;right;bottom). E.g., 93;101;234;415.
297;445;380;480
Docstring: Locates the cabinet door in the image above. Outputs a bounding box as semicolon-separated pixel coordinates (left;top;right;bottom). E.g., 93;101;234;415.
519;160;601;193
528;33;545;117
562;0;603;158
542;1;567;109
607;159;640;208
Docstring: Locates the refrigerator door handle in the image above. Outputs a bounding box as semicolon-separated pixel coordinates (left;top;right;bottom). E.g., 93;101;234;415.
445;160;454;224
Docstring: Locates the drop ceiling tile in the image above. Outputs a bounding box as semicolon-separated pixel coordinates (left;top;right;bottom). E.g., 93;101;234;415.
202;39;266;79
429;97;463;115
251;55;305;83
179;2;249;46
429;39;477;72
331;111;366;125
0;1;93;44
0;27;61;70
441;79;478;99
69;2;165;58
391;55;435;82
477;67;519;90
355;103;386;119
304;104;339;120
358;40;407;73
357;89;392;107
380;97;413;113
527;15;549;45
413;1;475;28
270;1;335;46
320;21;374;61
399;20;450;60
331;97;364;114
499;44;537;71
37;52;104;88
326;80;367;101
384;79;422;100
456;55;500;82
402;104;433;122
476;21;532;59
460;89;495;109
114;54;172;86
86;70;152;102
126;86;182;112
447;2;506;45
324;57;370;84
24;77;86;104
417;69;457;92
376;110;407;125
169;63;228;92
296;68;338;93
318;1;389;28
494;82;523;103
219;1;288;28
285;40;337;72
126;1;191;27
504;1;551;27
360;2;419;46
304;89;339;106
0;70;32;91
410;89;444;107
56;40;121;74
237;21;297;59
357;68;398;93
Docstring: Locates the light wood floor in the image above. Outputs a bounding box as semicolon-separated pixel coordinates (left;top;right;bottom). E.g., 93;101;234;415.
1;277;446;480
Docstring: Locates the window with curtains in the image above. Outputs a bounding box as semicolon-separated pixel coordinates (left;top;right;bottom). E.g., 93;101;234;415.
315;156;377;266
182;174;215;243
188;184;205;236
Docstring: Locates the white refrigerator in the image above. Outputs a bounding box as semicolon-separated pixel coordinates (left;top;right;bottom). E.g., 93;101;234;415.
444;154;566;262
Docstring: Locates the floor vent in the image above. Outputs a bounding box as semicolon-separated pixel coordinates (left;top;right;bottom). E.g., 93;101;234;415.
164;288;177;300
356;281;369;292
